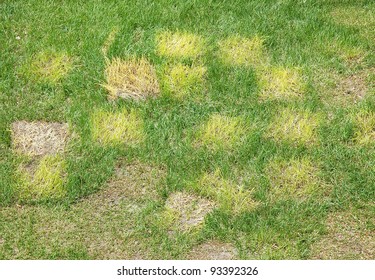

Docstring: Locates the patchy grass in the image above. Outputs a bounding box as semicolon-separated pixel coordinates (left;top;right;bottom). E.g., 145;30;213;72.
330;6;375;27
258;66;305;100
217;35;268;67
352;110;375;145
266;158;323;201
16;155;67;201
162;63;206;99
11;121;69;157
160;191;215;233
103;57;160;100
24;50;73;84
186;240;237;260
196;114;247;150
266;108;321;146
101;27;119;57
156;31;205;59
194;170;257;214
91;109;144;146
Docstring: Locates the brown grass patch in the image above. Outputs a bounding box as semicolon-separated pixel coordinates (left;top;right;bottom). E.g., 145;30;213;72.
163;191;215;232
11;121;69;157
311;209;375;259
186;240;237;260
103;57;160;100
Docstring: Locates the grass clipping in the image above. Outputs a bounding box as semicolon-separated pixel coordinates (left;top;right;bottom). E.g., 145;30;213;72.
218;35;268;67
103;57;160;100
156;31;205;59
197;114;247;150
16;155;67;200
91;109;144;146
267;108;320;146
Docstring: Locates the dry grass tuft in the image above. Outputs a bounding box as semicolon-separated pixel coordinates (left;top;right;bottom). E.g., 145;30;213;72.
156;31;205;59
195;170;258;214
258;66;305;100
217;35;268;67
266;158;321;200
186;240;237;260
16;155;67;200
11;121;69;157
266;108;320;146
162;191;215;232
103;57;160;100
197;114;247;150
353;110;375;145
91;109;144;146
28;50;73;84
163;63;207;99
311;208;375;259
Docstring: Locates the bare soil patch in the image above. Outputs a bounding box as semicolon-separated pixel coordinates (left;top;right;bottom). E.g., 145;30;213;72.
186;240;237;260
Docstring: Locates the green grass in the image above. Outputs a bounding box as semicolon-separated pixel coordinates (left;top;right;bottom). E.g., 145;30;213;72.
0;0;374;260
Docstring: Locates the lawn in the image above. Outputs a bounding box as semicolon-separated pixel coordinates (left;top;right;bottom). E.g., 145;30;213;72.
0;0;374;260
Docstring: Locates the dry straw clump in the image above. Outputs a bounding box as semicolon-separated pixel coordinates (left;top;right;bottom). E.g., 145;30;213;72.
163;63;207;98
162;191;215;232
16;155;67;200
196;170;258;214
156;31;205;59
103;57;160;100
266;158;321;200
267;108;320;146
197;114;247;150
28;50;73;84
258;66;305;100
352;110;375;145
218;35;268;67
11;121;69;157
91;109;144;146
186;240;237;260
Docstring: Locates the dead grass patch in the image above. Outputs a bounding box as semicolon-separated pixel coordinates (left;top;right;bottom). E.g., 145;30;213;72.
91;109;144;146
163;63;206;99
266;158;322;200
101;27;119;57
197;114;247;150
156;31;205;59
27;50;73;84
330;7;374;27
195;170;258;214
352;110;375;145
11;121;69;157
162;191;215;232
311;209;375;259
186;240;237;260
217;35;269;67
103;57;160;100
16;155;67;200
266;108;320;146
258;66;305;100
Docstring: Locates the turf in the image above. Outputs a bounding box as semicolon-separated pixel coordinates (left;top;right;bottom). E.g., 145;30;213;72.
0;0;374;260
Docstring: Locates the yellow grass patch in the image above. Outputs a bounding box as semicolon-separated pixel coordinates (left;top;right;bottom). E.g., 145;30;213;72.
16;155;67;200
195;170;258;214
267;108;320;146
103;57;160;100
161;191;215;232
91;109;144;146
218;35;268;67
156;31;205;59
266;158;321;200
28;50;73;84
163;63;206;98
101;27;119;57
197;114;247;150
11;121;69;157
258;66;305;100
352;110;375;145
186;240;237;260
330;7;374;27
